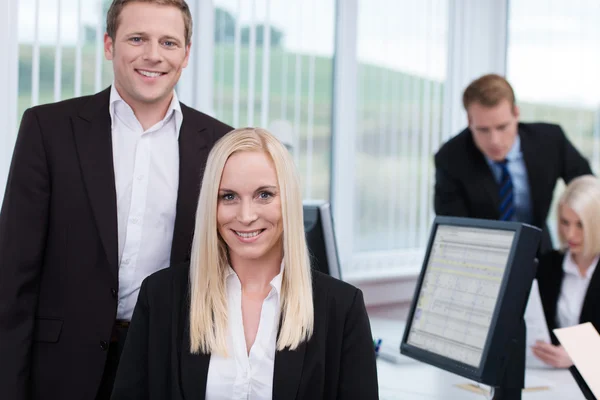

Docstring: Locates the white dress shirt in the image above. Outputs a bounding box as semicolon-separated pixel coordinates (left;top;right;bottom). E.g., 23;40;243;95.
556;250;598;329
206;266;283;400
109;85;183;320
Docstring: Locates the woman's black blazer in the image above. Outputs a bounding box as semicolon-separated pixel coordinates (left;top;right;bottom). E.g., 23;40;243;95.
111;262;379;399
537;250;600;344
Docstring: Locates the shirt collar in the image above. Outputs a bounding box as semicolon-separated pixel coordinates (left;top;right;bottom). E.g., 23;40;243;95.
108;83;183;137
226;262;285;298
563;250;599;279
484;134;522;167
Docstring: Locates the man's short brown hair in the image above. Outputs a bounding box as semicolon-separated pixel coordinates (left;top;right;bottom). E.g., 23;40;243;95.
462;74;516;110
106;0;193;45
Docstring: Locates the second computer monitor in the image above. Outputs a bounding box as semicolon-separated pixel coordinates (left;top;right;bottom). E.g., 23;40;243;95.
303;201;342;280
400;216;541;387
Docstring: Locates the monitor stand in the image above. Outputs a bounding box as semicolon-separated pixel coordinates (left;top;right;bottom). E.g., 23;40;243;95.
493;319;526;400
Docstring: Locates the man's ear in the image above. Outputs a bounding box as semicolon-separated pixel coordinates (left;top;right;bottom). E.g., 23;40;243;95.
512;104;520;119
182;41;192;68
104;33;114;60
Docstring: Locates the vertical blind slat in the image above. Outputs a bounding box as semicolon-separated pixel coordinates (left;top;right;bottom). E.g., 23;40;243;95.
260;0;271;128
54;0;62;102
74;0;83;97
31;0;41;106
246;0;256;126
94;0;103;93
232;0;242;127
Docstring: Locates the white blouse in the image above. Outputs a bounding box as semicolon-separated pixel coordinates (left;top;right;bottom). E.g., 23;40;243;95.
205;266;283;400
555;251;598;329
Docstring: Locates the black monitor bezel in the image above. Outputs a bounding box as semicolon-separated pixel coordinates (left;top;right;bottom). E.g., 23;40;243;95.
302;200;343;280
400;216;531;383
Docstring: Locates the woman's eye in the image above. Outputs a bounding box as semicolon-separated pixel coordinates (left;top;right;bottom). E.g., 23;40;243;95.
221;193;235;201
258;192;272;200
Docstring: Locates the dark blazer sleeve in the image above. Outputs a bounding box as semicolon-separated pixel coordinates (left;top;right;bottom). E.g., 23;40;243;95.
111;279;151;400
337;289;378;399
558;126;592;181
0;109;50;400
434;153;469;217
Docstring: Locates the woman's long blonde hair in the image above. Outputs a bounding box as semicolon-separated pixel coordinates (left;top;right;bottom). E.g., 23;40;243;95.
189;127;314;355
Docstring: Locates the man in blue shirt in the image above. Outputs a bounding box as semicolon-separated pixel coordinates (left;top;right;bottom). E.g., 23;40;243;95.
434;74;591;253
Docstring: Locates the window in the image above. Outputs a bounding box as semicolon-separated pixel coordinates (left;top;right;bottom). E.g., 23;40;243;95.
17;0;113;119
346;0;449;276
507;0;600;240
212;0;335;201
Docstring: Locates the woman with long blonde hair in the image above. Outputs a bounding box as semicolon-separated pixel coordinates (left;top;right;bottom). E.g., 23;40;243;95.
111;127;378;399
533;175;600;368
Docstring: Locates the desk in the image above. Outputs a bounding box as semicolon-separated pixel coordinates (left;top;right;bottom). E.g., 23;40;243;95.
371;318;585;400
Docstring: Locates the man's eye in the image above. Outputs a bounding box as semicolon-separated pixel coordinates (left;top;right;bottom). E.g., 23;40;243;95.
164;41;174;47
130;37;142;43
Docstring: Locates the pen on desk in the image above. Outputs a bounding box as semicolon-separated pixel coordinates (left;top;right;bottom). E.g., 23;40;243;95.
374;338;382;354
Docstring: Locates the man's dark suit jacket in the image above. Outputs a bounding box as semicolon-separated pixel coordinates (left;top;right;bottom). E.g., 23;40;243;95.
0;87;232;400
537;250;600;344
434;122;592;253
110;263;379;400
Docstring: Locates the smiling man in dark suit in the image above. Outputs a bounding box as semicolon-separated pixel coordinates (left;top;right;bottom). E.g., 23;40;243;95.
0;1;232;399
434;74;591;254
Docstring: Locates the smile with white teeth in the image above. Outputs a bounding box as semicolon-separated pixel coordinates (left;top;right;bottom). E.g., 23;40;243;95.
235;230;263;238
137;70;164;78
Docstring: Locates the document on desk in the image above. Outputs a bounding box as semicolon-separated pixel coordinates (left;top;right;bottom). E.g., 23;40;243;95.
524;279;553;369
554;322;600;398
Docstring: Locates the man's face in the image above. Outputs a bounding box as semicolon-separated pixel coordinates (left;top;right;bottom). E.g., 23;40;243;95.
468;100;520;162
104;2;190;111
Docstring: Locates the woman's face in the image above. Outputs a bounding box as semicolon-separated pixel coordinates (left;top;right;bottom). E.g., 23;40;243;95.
559;204;584;256
217;151;284;263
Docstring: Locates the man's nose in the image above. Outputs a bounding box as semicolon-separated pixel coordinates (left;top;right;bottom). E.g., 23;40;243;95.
142;42;162;62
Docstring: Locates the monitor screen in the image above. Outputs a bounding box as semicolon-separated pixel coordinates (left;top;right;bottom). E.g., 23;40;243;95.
405;225;515;368
401;216;541;386
303;201;342;280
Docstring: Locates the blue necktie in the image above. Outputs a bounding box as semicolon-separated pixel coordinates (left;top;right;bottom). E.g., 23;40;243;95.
497;160;514;221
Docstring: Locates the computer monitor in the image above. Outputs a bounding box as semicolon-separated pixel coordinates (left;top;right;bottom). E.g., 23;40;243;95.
400;216;541;389
303;201;342;280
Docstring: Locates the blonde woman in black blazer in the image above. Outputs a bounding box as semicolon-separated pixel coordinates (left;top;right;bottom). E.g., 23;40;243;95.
533;175;600;368
111;128;379;399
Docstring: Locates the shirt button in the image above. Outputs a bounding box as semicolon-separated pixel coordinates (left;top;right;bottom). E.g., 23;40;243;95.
131;218;138;224
137;175;144;181
111;288;117;298
100;341;109;351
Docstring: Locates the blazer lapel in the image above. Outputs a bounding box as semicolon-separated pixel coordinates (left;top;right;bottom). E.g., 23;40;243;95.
466;133;499;214
170;106;211;264
519;127;544;224
72;87;119;281
580;258;600;323
179;297;210;400
272;341;306;399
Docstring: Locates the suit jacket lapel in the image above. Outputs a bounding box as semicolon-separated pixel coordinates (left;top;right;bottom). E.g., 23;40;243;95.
72;87;119;281
580;258;600;323
519;127;544;224
466;132;499;215
272;339;306;399
170;105;211;264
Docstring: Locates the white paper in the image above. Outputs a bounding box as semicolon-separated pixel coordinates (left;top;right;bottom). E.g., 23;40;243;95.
524;279;554;369
554;323;600;398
